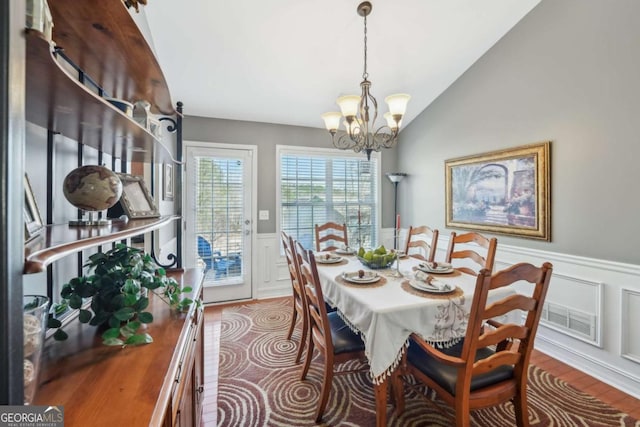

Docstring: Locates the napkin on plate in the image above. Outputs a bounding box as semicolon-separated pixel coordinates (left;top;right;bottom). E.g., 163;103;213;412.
420;261;452;270
414;271;452;291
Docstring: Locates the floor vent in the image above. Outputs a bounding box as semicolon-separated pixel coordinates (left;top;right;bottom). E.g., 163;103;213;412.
541;302;597;343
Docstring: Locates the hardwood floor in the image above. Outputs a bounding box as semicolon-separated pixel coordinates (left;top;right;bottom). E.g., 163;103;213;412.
200;302;640;426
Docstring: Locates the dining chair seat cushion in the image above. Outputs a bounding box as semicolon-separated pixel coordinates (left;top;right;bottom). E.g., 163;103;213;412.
407;338;514;396
328;312;364;354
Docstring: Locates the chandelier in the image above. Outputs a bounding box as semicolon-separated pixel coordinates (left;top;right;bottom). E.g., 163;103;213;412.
321;1;410;161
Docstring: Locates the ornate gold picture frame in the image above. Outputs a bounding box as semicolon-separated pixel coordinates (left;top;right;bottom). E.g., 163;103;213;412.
445;142;550;241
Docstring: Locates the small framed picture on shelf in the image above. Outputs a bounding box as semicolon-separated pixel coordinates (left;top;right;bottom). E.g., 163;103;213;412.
116;173;160;219
24;173;44;241
163;163;174;201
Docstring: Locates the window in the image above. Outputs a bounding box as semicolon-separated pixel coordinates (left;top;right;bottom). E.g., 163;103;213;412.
278;146;380;251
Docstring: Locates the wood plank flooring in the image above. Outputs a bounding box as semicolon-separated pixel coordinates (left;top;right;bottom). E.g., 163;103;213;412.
200;301;640;426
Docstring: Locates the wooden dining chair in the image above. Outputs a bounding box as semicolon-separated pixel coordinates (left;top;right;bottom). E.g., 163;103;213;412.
281;232;308;364
296;249;367;423
392;262;553;427
404;225;439;262
445;231;497;275
314;222;348;252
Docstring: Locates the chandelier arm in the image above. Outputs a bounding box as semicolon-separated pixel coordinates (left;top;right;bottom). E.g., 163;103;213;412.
332;131;360;151
372;126;399;149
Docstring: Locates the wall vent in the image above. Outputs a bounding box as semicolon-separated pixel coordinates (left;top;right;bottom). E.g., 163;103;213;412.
540;302;597;343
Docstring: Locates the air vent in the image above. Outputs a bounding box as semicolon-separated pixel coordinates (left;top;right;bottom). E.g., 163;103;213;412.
540;302;597;343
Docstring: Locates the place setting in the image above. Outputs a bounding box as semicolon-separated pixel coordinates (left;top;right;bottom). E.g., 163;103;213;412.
414;261;459;276
315;252;349;266
336;269;387;288
402;270;462;299
333;245;356;256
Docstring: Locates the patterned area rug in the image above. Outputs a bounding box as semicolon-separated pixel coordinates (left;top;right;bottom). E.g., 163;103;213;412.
217;298;639;427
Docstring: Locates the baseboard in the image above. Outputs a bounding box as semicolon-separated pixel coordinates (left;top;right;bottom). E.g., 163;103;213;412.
536;334;640;399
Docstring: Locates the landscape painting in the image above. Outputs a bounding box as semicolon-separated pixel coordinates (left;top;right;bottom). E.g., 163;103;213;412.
445;142;550;240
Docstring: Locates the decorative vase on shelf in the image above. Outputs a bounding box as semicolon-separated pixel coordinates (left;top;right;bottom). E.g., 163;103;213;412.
23;295;49;405
63;165;123;226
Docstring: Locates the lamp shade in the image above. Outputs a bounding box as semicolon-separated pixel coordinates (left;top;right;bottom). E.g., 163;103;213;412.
385;93;411;116
321;112;342;132
384;112;402;130
386;172;407;183
337;95;361;118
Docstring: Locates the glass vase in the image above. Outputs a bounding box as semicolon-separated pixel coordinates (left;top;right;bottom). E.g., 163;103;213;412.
23;295;50;405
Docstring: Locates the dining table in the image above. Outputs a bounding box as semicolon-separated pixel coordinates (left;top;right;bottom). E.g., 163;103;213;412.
314;251;518;426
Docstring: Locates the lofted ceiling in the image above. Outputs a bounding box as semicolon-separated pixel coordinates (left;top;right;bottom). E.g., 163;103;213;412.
143;0;540;129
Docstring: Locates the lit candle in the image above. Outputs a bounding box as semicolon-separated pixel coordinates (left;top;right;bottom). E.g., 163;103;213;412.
396;214;400;230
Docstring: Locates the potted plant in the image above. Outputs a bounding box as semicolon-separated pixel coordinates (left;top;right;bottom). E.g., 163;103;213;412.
48;244;197;346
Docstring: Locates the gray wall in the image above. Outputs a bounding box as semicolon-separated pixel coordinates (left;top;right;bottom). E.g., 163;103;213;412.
398;0;640;265
184;117;399;234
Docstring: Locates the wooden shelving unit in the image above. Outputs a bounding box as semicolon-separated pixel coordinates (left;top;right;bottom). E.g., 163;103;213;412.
25;30;177;164
2;0;189;406
47;0;175;116
24;216;180;274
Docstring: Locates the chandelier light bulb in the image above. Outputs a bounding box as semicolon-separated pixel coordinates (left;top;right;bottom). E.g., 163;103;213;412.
321;112;342;132
385;94;411;116
337;95;361;118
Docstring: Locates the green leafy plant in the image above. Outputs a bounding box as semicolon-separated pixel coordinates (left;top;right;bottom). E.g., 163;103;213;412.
48;244;197;347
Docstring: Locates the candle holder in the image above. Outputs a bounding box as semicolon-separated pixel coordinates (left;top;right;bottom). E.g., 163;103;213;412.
390;233;403;278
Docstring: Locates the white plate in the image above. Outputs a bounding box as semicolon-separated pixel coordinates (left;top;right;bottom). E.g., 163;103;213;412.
409;279;454;293
417;264;454;274
335;249;355;255
316;255;343;264
342;271;381;284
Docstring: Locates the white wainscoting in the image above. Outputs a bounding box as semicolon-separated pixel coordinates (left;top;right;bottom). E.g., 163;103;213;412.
253;230;640;397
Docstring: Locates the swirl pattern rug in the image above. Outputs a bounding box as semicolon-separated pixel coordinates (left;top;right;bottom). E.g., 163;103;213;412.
217;298;639;427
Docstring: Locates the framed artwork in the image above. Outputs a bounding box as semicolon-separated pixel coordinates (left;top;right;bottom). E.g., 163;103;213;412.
116;173;160;218
24;173;44;241
163;163;174;201
445;141;550;241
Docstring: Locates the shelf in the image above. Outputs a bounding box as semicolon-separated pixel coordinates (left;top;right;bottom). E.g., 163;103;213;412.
47;0;175;116
26;31;177;164
24;215;180;274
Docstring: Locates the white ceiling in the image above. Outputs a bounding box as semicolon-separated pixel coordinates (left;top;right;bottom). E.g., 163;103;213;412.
144;0;539;129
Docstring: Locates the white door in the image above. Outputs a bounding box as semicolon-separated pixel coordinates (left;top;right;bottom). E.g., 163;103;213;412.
185;144;254;303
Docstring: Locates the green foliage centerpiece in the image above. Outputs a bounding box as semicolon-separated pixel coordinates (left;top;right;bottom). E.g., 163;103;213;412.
48;244;196;347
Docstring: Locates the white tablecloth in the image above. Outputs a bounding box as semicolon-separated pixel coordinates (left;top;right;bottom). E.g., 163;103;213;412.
315;255;516;383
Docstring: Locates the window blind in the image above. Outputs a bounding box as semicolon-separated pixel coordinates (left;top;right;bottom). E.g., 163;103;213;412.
280;151;379;251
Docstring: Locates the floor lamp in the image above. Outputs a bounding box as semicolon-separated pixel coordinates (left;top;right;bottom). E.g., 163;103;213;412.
386;172;407;249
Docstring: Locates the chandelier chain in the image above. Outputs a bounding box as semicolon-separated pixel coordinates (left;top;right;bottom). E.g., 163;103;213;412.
362;14;368;80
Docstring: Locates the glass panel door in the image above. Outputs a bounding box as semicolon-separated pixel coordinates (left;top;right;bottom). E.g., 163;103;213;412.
185;145;253;303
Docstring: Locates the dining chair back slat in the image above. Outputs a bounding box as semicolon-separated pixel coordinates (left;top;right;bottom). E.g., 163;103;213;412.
315;222;348;252
281;231;308;364
445;231;497;275
404;225;438;262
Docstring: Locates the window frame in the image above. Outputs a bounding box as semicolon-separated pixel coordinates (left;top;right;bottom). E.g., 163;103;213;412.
276;145;382;253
